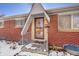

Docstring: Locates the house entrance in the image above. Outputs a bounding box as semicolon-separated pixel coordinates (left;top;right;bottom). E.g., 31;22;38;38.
34;17;44;40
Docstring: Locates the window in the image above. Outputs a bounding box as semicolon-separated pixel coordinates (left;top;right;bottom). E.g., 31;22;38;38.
59;15;71;29
58;13;79;32
15;18;25;28
34;17;44;39
0;20;4;28
73;14;79;29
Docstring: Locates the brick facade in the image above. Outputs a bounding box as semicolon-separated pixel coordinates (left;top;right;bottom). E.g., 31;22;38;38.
48;14;79;47
0;20;22;41
0;14;79;47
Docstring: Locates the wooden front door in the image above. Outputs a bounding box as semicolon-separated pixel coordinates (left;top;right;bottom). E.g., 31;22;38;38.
34;17;44;40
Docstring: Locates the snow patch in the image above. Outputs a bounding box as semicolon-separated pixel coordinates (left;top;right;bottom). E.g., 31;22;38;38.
49;50;74;56
0;40;45;56
25;43;37;49
18;52;46;56
0;40;23;56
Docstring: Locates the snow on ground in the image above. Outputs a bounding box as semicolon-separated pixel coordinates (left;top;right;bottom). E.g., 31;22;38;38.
25;43;37;49
0;40;74;56
49;50;74;56
0;40;46;56
0;40;23;56
18;52;46;56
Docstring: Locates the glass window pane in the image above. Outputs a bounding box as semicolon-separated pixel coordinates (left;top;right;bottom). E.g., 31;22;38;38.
35;28;44;38
36;18;43;28
16;18;25;27
0;21;4;28
73;14;79;28
59;15;71;30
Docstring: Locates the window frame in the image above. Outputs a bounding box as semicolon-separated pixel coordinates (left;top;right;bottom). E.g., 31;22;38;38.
58;11;79;32
0;20;4;28
72;14;79;29
34;17;44;39
15;18;25;28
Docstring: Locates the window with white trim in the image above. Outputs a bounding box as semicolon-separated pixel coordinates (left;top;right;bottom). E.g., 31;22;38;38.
0;20;4;28
58;13;79;32
73;14;79;29
15;18;25;28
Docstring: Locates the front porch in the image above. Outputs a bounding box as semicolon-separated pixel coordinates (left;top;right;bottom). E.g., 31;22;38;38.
20;32;48;55
0;39;74;56
21;41;48;55
20;14;49;55
20;3;50;55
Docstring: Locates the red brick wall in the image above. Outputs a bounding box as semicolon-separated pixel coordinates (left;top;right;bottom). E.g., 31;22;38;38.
48;14;79;47
23;24;31;41
0;20;22;41
0;19;32;42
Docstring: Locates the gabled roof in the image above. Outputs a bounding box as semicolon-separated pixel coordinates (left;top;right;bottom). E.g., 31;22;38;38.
21;3;50;35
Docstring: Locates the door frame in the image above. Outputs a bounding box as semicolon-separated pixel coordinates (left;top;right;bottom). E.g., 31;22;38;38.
34;17;44;39
31;17;48;42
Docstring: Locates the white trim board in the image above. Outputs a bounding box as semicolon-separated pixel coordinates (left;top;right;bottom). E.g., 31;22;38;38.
58;10;79;15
